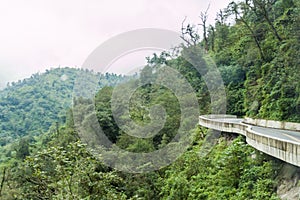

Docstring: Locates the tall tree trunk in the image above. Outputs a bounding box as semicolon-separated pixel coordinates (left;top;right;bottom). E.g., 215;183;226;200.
0;168;6;197
209;25;215;52
261;5;282;41
241;17;265;60
200;4;210;52
251;0;282;41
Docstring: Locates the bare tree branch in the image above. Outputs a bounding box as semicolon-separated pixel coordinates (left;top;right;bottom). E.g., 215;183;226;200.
180;16;199;47
199;4;210;52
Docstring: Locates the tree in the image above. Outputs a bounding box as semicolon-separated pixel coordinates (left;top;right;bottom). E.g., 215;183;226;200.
208;25;215;52
247;0;283;41
199;4;210;52
226;1;266;60
15;138;30;160
180;17;200;47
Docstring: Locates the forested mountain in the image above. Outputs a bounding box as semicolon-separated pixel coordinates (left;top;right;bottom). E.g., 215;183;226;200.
0;0;299;199
209;0;300;121
0;67;127;145
0;75;285;199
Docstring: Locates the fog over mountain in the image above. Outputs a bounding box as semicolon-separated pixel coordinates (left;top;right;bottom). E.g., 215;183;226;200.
0;0;231;89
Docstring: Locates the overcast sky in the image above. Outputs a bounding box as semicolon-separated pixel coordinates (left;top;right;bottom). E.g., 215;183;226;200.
0;0;232;88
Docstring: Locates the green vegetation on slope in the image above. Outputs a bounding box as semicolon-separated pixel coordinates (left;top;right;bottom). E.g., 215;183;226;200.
0;103;282;199
0;67;127;145
206;0;300;121
0;0;299;199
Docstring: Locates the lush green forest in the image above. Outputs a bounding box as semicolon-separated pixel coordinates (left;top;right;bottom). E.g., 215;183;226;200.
0;67;128;146
0;0;299;199
211;0;300;121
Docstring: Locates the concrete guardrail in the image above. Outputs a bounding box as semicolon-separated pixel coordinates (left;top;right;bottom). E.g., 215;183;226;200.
244;117;300;132
199;115;300;167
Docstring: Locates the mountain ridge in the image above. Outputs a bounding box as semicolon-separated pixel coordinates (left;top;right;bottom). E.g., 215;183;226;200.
0;67;127;146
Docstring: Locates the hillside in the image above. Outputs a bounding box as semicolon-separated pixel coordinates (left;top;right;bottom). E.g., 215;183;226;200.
211;0;300;122
0;67;127;145
0;0;299;199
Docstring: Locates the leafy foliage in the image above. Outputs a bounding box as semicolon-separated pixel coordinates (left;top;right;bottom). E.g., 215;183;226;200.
207;0;300;122
0;67;127;145
0;0;299;199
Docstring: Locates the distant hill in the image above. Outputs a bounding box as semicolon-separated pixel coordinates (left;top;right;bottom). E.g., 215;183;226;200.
0;67;128;145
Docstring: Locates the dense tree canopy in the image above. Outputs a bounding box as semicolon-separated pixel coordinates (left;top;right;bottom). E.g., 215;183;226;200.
0;0;299;199
0;67;128;146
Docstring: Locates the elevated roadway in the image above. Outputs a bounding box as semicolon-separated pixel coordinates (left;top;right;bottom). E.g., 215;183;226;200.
199;115;300;167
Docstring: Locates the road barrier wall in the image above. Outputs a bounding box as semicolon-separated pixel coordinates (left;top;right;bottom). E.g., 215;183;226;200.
244;117;300;132
199;115;300;167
